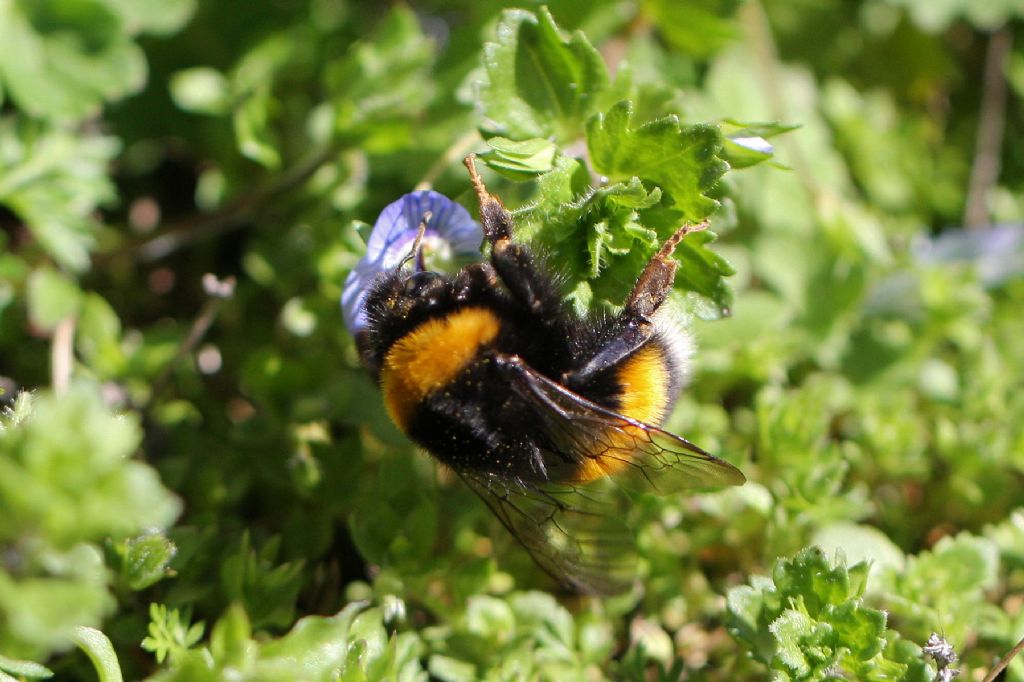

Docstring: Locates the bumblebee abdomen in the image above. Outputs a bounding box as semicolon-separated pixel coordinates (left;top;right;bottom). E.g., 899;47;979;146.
569;342;674;483
380;307;501;431
615;343;673;425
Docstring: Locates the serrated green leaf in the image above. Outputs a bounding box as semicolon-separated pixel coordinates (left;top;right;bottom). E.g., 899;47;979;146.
479;7;610;141
773;548;859;615
769;609;816;677
115;534;177;590
587;100;727;221
0;0;146;121
0;119;118;271
830;602;886;660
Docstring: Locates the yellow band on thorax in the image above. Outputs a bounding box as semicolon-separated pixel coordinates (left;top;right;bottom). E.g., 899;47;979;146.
380;307;501;431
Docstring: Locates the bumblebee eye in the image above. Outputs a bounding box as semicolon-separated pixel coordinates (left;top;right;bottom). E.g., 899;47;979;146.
404;271;444;298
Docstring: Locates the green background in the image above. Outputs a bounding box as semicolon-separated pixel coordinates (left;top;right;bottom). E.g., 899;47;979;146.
1;0;1023;679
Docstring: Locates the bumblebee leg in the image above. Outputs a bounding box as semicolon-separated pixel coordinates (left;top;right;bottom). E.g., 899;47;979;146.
464;155;565;322
464;155;513;245
565;222;706;385
452;262;500;303
623;221;708;319
565;319;655;386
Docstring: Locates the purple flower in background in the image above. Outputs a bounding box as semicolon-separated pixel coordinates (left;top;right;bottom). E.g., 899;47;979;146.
342;190;482;335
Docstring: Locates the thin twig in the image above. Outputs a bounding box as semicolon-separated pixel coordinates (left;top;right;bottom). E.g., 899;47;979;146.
143;274;235;412
982;633;1024;682
51;316;76;396
964;27;1013;229
101;145;339;265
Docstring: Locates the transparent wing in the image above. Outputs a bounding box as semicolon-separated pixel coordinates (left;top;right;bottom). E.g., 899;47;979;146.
496;355;745;493
449;356;743;594
456;469;638;595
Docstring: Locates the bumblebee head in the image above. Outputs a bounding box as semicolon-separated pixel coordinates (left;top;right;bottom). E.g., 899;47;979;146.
355;264;458;376
378;269;451;318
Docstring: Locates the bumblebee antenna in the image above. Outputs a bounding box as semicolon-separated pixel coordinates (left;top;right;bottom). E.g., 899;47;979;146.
398;211;432;272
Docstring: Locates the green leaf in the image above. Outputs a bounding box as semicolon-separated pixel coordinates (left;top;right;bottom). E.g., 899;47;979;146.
0;119;119;271
141;604;205;665
256;602;367;673
772;548;861;616
0;0;146;121
234;86;280;169
480;137;559;179
478;7;610;141
76;293;125;376
769;609;818;677
113;534;177;590
811;523;906;574
719;120;798;169
643;0;742;58
0;384;181;548
325;6;435;139
830;601;887;660
99;0;196;35
71;627;123;682
728;548;902;679
26;267;82;330
586;100;727;222
0;654;53;679
219;534;305;630
170;67;230;115
209;604;253;669
428;655;476;682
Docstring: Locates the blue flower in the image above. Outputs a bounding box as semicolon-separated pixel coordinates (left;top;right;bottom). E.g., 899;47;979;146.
342;190;482;335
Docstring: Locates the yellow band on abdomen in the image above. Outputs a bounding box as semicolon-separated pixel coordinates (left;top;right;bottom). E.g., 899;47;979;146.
571;343;671;483
380;307;501;431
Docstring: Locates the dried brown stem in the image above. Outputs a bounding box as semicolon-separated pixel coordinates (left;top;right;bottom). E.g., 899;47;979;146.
102;145;338;265
981;632;1024;682
144;274;235;412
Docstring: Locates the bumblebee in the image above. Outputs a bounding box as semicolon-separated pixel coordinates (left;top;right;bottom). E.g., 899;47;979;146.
352;157;744;593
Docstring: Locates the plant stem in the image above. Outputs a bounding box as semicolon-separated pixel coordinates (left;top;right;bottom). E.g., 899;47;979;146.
964;27;1012;229
51;316;75;396
982;633;1024;682
144;274;235;412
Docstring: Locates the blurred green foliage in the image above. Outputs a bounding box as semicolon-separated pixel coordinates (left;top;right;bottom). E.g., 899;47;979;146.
1;0;1023;679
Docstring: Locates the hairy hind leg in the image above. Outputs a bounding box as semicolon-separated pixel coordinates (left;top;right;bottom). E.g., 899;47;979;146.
463;155;565;323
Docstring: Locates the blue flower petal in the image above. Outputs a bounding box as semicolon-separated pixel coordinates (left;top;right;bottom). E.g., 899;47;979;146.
342;190;482;335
